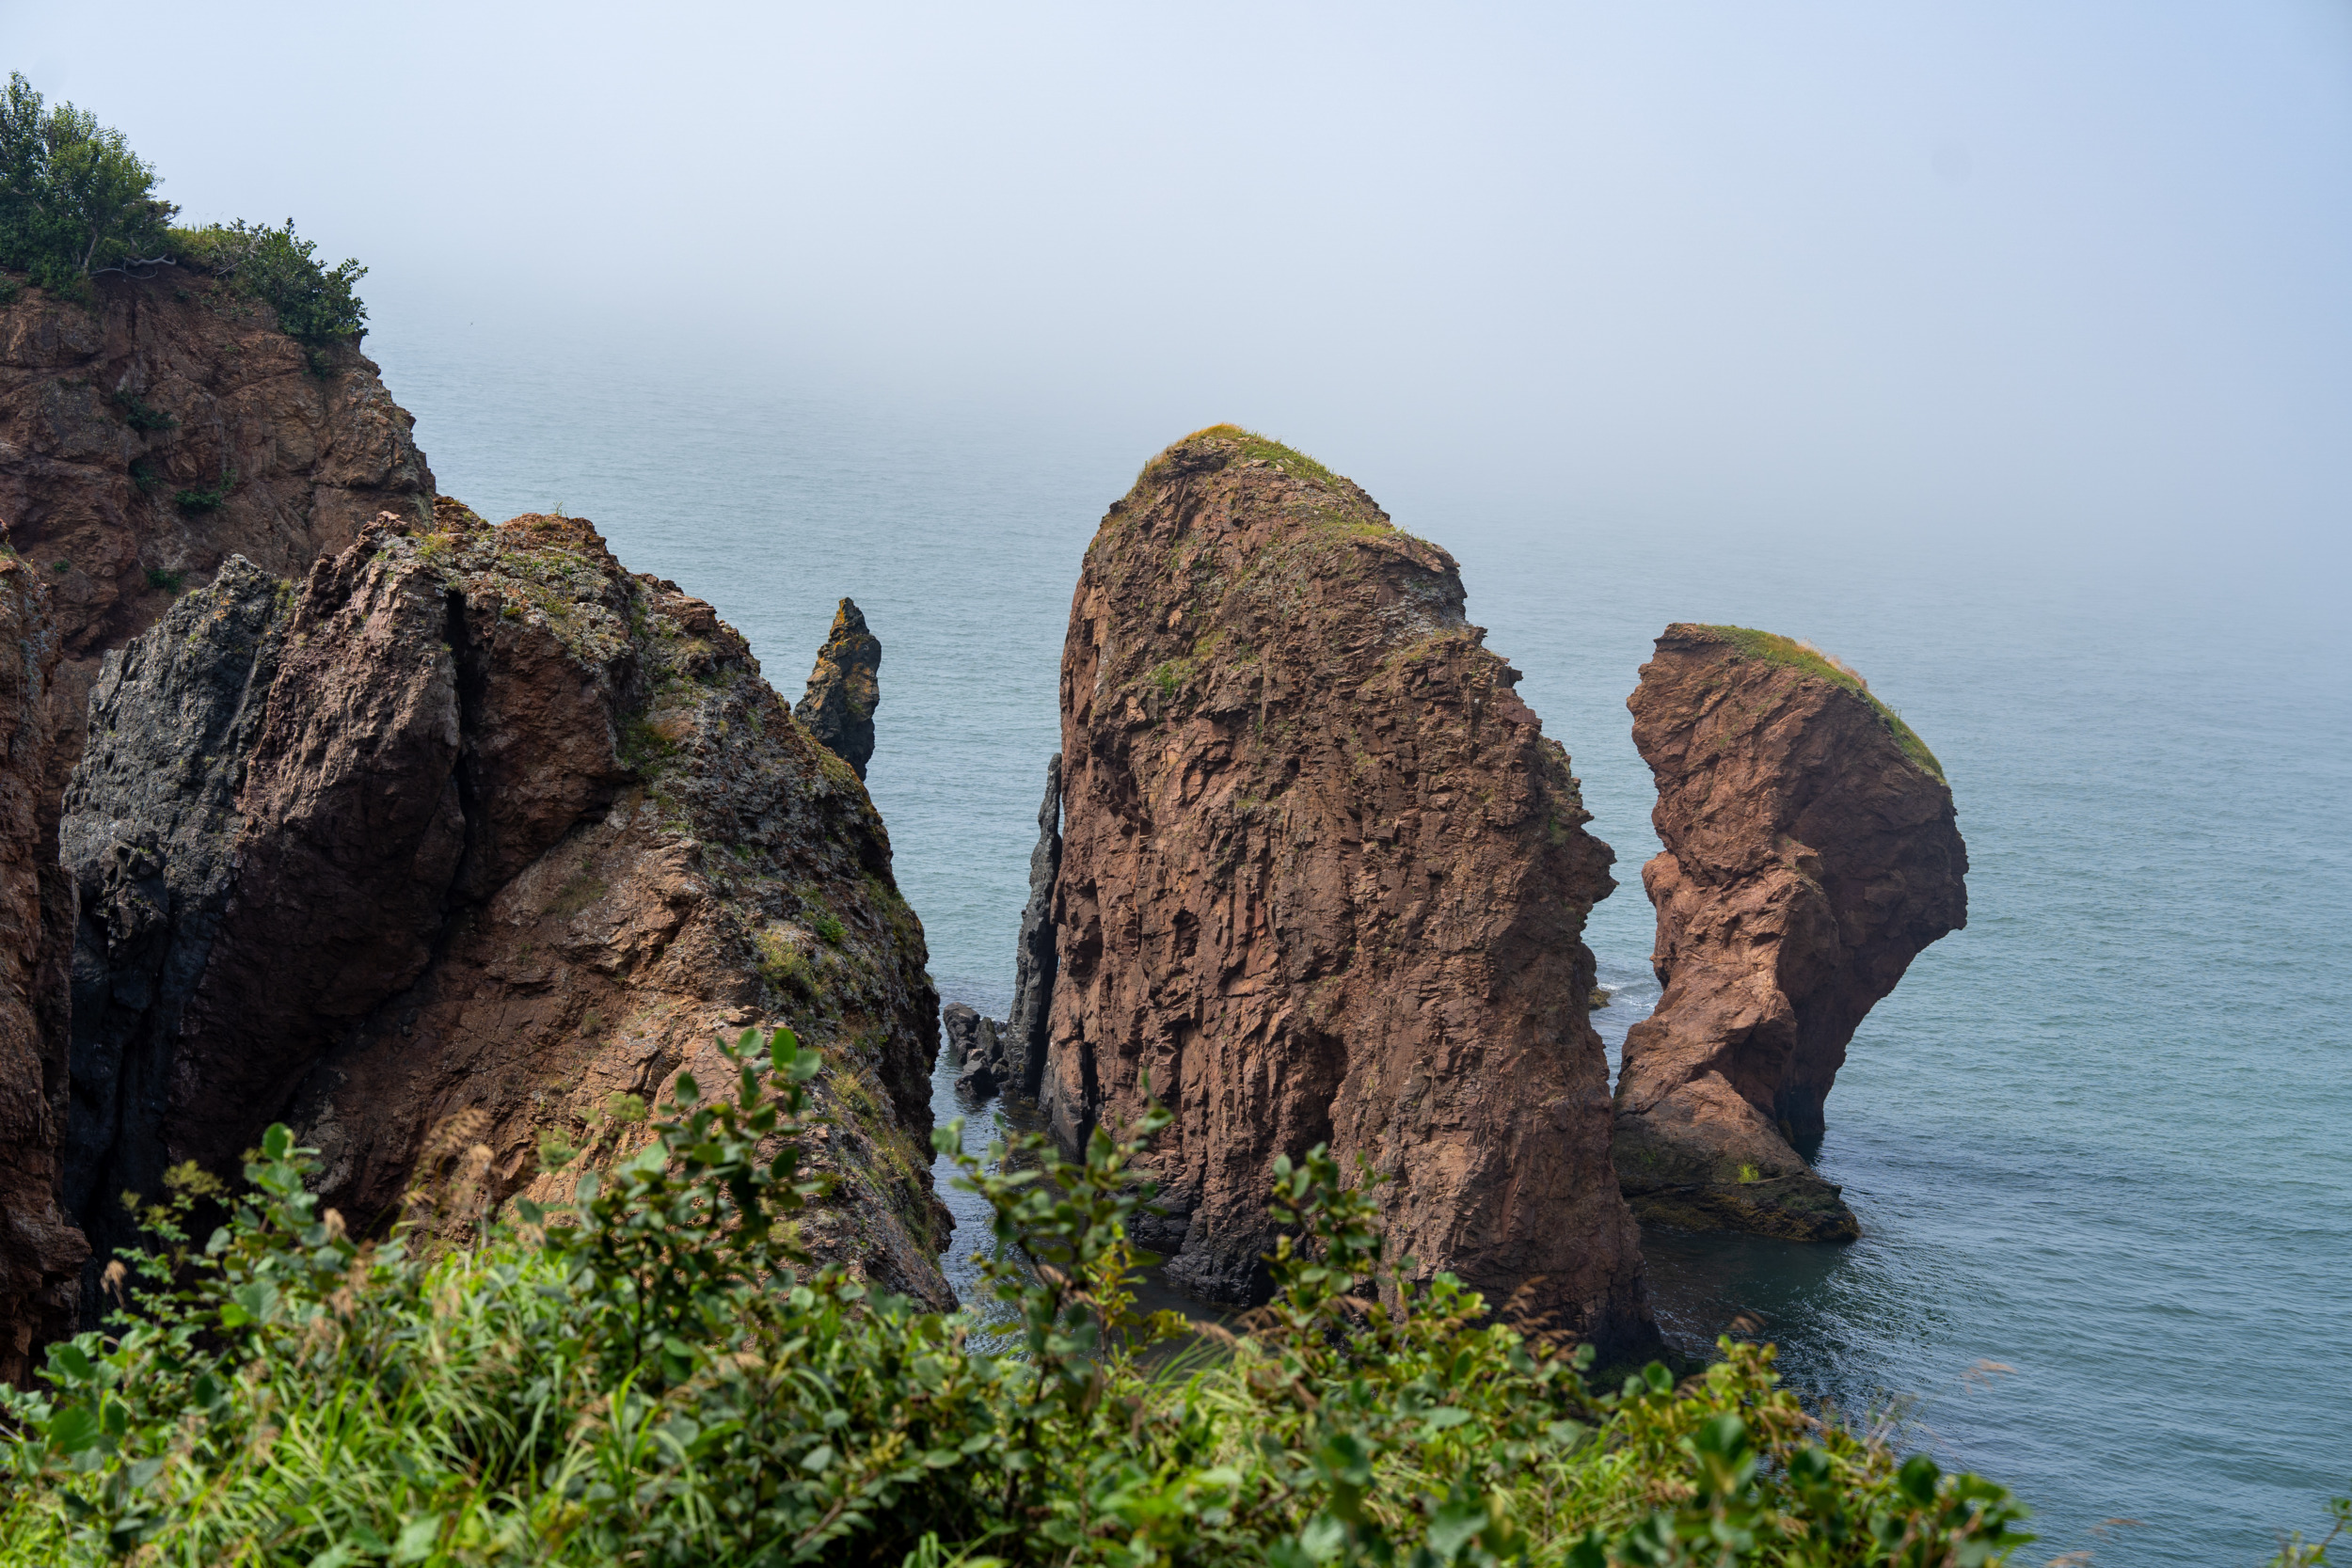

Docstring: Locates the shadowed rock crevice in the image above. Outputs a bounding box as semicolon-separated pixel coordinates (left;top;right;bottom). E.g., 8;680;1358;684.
1037;425;1655;1357
1613;624;1967;1242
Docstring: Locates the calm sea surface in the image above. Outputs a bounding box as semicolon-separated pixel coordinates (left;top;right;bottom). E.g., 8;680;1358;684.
373;322;2350;1566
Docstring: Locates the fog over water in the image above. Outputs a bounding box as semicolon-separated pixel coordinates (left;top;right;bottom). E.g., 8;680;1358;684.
12;5;2352;1562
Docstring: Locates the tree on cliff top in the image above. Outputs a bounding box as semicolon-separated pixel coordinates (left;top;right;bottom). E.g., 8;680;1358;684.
0;72;366;344
0;72;177;291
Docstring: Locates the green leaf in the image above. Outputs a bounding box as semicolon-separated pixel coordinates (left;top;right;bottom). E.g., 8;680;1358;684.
262;1124;294;1161
1899;1453;1941;1506
392;1514;441;1562
801;1443;836;1473
45;1403;102;1455
1426;1497;1487;1561
47;1342;95;1382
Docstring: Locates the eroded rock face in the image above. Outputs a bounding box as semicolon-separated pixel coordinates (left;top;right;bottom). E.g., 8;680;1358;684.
1000;754;1061;1099
0;271;434;748
796;597;881;780
0;561;82;1381
1613;624;1966;1241
1039;427;1651;1354
62;504;950;1313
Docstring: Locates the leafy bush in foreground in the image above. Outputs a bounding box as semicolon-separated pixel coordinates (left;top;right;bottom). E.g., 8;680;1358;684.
0;1030;2032;1566
171;218;368;346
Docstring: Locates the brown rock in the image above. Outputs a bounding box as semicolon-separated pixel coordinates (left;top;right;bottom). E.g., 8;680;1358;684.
0;559;83;1382
0;270;434;752
61;503;950;1315
1614;625;1966;1241
1038;426;1652;1355
795;597;881;780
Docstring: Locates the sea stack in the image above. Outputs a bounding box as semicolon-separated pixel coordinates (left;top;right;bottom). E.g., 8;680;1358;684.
1038;426;1651;1354
796;597;882;780
1613;624;1966;1241
58;505;952;1315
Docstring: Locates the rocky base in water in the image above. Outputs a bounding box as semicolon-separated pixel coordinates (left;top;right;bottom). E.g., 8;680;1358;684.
1612;624;1966;1242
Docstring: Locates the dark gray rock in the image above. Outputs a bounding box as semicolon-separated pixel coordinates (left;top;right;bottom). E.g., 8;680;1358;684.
58;558;292;1314
942;1003;981;1069
1001;753;1061;1097
794;598;880;781
953;1015;1005;1099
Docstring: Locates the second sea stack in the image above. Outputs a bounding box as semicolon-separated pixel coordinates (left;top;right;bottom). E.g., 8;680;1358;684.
1039;426;1652;1355
1613;625;1966;1241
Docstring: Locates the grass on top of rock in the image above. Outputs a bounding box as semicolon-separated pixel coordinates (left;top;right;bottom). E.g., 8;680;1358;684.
0;1024;2039;1567
1705;625;1946;784
1140;423;1353;497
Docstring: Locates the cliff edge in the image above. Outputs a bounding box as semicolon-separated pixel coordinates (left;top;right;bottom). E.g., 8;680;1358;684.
1040;426;1651;1354
1614;624;1966;1241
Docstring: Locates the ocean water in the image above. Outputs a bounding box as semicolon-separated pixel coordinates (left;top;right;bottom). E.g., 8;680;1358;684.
373;322;2350;1566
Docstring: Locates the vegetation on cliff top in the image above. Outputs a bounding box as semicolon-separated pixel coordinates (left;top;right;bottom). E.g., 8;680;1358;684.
0;71;365;343
1703;626;1946;784
0;1027;2034;1567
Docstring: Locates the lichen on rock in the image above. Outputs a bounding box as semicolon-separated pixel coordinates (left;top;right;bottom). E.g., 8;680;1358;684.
1038;425;1653;1356
1613;623;1967;1242
58;503;950;1312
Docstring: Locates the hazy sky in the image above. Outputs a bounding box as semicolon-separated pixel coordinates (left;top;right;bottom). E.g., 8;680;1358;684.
8;1;2349;555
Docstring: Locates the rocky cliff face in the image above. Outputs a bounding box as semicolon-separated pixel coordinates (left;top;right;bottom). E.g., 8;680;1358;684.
1613;625;1966;1241
796;597;881;780
1038;427;1650;1354
0;271;434;744
0;560;81;1381
61;503;950;1311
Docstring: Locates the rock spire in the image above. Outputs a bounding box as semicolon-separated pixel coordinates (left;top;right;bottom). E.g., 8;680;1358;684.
796;597;882;780
1036;426;1653;1355
1613;624;1966;1241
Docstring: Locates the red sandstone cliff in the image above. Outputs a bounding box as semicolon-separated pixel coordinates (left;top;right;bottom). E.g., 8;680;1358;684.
61;504;951;1311
0;271;434;732
1613;625;1966;1241
0;561;80;1382
1039;427;1651;1354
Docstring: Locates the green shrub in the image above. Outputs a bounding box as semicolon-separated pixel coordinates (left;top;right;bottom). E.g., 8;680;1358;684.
0;73;177;293
0;1030;2033;1566
107;389;172;432
172;467;234;514
172;218;367;346
142;566;183;594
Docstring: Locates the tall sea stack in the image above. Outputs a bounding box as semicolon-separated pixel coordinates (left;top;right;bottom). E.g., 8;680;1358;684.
1613;624;1966;1241
1039;426;1652;1354
797;597;882;780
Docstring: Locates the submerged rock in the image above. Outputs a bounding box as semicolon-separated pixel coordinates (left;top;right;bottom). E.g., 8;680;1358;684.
0;561;82;1383
1038;426;1652;1355
795;597;881;780
59;505;951;1314
1613;625;1966;1242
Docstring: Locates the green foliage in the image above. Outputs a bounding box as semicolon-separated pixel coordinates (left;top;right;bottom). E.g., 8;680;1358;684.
0;1030;2033;1566
2269;1488;2350;1566
107;389;173;432
173;218;368;346
172;467;234;514
0;73;177;293
141;566;183;594
1705;626;1946;784
814;911;849;947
